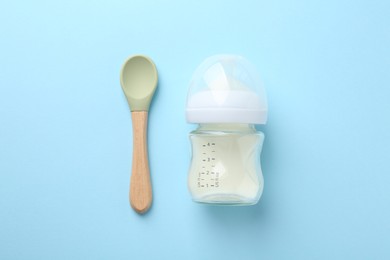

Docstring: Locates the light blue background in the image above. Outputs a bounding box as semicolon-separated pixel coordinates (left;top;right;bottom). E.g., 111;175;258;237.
1;0;389;259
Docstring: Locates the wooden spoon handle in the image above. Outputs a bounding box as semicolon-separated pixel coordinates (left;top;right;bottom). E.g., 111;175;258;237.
130;111;152;214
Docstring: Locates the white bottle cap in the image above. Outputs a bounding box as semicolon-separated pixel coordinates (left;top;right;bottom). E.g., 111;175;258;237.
186;55;268;124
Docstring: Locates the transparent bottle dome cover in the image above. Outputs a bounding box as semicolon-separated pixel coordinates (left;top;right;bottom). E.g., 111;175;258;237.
186;55;268;124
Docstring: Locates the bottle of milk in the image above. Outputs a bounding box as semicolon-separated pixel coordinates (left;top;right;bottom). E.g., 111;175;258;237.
186;55;268;205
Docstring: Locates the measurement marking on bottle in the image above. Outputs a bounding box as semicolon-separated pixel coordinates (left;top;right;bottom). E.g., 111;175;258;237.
198;141;219;189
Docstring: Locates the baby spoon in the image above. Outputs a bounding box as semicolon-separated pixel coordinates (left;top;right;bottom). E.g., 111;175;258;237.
120;55;158;214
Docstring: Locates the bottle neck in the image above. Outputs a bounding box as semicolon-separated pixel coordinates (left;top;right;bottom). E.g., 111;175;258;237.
197;123;256;133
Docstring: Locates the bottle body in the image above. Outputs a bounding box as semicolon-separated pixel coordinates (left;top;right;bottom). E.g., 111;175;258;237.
188;124;264;205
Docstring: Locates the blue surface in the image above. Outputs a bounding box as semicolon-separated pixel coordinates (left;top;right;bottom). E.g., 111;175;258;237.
1;0;389;259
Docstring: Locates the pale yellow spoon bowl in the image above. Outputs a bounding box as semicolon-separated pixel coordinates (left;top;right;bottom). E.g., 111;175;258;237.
120;55;158;214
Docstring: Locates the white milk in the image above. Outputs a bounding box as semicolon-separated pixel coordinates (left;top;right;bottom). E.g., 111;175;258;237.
188;124;264;205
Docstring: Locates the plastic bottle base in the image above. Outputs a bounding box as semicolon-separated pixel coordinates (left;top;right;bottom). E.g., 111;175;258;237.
192;194;259;206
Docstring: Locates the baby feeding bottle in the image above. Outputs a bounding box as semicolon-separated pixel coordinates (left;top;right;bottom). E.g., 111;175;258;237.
186;55;268;205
